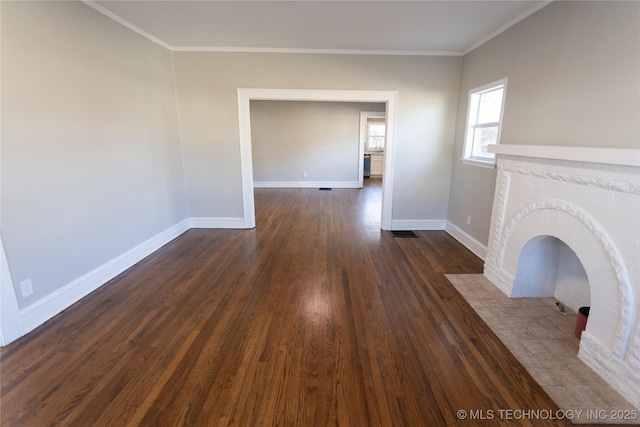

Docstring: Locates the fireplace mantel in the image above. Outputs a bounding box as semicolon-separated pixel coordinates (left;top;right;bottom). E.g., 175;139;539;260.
489;144;640;167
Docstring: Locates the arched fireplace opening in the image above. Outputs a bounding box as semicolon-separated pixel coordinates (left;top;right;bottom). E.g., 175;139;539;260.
513;235;590;314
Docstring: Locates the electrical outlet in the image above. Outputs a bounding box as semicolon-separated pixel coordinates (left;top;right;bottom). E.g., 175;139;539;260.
466;215;472;226
20;278;33;297
303;172;308;178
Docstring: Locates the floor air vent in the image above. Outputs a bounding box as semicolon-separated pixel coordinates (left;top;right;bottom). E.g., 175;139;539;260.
391;230;418;238
319;188;332;191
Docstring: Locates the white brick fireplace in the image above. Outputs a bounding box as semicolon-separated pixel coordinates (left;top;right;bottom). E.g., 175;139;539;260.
483;145;640;409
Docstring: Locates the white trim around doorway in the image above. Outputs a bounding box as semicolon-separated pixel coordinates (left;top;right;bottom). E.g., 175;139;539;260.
237;88;397;230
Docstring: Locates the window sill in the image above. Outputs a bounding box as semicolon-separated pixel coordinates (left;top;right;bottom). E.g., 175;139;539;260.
461;158;496;169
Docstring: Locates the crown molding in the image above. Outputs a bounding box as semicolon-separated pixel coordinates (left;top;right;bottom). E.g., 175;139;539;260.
83;1;173;51
463;1;552;55
172;46;463;56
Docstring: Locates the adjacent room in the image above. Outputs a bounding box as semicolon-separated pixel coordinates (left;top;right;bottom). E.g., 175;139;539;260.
1;1;638;424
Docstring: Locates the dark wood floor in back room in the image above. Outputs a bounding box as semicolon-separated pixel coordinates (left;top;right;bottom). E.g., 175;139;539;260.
1;179;573;426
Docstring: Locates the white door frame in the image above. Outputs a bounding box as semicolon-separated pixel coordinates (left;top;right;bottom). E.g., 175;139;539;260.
358;111;386;187
237;88;397;230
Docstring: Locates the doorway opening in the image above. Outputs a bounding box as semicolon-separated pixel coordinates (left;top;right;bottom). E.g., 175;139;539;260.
237;89;397;230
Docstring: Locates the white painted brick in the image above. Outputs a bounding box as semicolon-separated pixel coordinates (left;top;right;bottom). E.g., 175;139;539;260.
569;192;599;209
580;253;612;279
593;281;620;294
582;163;613;179
491;152;639;403
585;320;615;346
630;262;638;277
556;211;573;232
595;287;621;303
512;228;530;249
588;316;618;338
589;207;613;227
610;164;639;176
590;185;616;202
624;245;640;259
505;157;523;168
613;191;638;205
530;185;547;199
560;161;584;175
544;210;559;233
592;301;621;322
611;167;640;185
587;266;616;284
622;224;640;240
605;222;625;238
503;250;518;273
609;211;636;229
561;181;578;192
543;159;563;173
544;178;565;190
547;187;571;201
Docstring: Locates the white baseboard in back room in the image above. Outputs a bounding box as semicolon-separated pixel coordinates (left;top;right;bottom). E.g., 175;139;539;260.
253;181;360;189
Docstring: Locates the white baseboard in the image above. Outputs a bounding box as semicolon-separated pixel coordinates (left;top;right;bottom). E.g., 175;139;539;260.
444;221;487;260
189;217;247;229
390;219;446;230
253;181;360;189
14;216;255;341
18;219;191;336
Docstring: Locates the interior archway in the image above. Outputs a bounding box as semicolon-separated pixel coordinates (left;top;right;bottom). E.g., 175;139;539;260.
237;89;397;230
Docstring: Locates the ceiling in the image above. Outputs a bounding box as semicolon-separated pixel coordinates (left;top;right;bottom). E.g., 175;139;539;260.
89;1;550;55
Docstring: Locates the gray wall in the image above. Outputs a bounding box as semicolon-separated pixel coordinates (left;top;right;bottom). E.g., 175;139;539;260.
1;2;187;308
172;52;462;221
250;101;384;184
447;1;640;246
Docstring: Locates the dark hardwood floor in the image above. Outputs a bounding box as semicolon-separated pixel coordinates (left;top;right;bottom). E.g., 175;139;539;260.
1;179;569;426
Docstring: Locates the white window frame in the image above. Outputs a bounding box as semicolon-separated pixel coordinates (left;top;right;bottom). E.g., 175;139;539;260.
366;118;386;152
461;78;507;168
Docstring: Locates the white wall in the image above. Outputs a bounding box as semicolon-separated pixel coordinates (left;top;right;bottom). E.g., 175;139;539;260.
447;1;640;249
1;2;187;312
250;101;384;185
172;52;462;223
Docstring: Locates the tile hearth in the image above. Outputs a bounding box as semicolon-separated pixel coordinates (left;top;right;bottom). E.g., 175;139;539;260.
446;274;638;425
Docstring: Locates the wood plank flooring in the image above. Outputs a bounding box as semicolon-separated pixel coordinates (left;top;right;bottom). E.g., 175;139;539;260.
1;180;571;426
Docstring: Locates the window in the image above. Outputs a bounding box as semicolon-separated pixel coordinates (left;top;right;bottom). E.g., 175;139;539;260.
367;119;386;151
462;78;507;167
